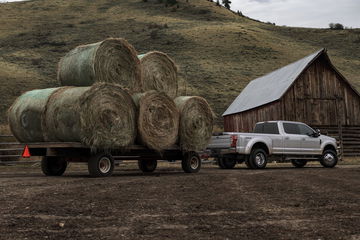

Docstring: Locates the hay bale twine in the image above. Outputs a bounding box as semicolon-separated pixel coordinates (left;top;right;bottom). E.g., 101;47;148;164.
133;91;179;151
42;83;137;150
138;51;178;98
58;38;141;90
8;88;59;142
174;96;214;151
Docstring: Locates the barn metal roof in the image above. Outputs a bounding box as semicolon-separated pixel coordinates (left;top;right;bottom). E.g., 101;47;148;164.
223;49;325;116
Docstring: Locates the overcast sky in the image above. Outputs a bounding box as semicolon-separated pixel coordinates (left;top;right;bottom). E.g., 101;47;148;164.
231;0;360;28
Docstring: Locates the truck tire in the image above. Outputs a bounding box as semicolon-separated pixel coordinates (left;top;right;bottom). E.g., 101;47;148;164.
291;159;307;168
218;157;236;169
88;153;114;177
182;151;201;173
41;156;68;176
249;148;267;169
244;156;254;169
320;150;338;168
138;159;157;173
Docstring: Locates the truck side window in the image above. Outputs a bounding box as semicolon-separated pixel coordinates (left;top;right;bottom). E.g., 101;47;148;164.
298;124;315;136
283;123;300;134
254;123;279;134
263;123;279;134
254;123;264;133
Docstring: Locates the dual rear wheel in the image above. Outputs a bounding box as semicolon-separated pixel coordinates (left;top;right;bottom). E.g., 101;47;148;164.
246;148;268;169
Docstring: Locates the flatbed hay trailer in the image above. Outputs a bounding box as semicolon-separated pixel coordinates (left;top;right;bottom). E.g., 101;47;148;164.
8;142;202;177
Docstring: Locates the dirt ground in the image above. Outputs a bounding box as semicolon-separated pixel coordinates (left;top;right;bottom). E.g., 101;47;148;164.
0;162;359;240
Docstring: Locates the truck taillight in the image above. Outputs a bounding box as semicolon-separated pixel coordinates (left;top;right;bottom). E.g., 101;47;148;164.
231;135;238;148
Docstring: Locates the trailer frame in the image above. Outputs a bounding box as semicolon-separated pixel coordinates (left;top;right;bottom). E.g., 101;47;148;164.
15;142;201;177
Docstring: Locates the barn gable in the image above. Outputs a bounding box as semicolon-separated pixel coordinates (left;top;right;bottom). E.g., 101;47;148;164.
223;49;325;116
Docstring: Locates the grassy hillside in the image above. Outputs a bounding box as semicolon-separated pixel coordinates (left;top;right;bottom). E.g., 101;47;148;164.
0;0;359;131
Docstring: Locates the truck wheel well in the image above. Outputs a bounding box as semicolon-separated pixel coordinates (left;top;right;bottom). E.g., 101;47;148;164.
251;142;269;155
323;144;336;152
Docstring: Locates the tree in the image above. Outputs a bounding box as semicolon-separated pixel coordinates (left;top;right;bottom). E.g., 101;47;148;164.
329;23;344;30
166;0;177;5
222;0;231;10
216;0;220;6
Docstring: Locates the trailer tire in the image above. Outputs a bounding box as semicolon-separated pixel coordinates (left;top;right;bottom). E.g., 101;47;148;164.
249;148;267;169
138;159;157;173
41;157;67;176
218;157;236;169
88;153;114;177
182;151;201;173
320;150;338;168
291;159;307;168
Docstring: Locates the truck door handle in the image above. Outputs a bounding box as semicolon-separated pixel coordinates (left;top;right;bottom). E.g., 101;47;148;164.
285;137;289;140
302;138;305;141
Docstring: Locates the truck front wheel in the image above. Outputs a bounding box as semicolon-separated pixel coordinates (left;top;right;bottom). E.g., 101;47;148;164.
320;150;338;168
218;157;236;169
41;156;67;176
182;151;201;173
138;159;157;173
88;153;114;177
249;149;267;169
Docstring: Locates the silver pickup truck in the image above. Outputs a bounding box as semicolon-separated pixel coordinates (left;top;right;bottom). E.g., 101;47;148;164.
208;121;340;169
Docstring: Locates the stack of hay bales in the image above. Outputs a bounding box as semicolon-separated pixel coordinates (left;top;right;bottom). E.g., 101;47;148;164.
8;38;213;152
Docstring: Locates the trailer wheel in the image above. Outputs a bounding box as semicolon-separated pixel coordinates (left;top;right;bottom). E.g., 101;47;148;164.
291;159;307;168
182;151;201;173
138;159;157;173
218;157;236;169
320;150;338;168
88;153;114;177
41;156;67;176
249;148;267;169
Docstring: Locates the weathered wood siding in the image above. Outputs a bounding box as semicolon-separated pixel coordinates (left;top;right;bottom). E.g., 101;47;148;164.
224;101;282;132
224;55;360;133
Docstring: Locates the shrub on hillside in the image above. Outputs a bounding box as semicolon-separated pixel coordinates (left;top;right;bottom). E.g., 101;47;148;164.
329;23;344;30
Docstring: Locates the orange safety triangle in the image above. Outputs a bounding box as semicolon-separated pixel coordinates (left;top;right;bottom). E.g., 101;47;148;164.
22;145;31;158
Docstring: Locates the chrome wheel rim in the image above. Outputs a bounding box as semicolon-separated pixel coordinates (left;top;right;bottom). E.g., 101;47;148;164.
323;153;335;163
99;157;111;174
190;156;199;169
255;153;265;166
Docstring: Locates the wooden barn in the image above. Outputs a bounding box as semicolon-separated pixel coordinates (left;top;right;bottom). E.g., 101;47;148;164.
223;49;360;156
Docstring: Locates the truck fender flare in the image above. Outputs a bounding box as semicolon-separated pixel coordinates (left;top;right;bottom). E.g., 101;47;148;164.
321;142;337;153
245;140;271;155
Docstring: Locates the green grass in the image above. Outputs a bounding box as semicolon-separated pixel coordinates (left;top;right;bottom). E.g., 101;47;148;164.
0;0;359;130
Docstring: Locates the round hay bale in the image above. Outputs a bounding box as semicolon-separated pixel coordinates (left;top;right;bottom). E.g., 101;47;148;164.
133;91;179;151
174;96;214;151
42;83;137;150
138;51;178;98
42;86;84;142
8;88;59;142
58;38;141;90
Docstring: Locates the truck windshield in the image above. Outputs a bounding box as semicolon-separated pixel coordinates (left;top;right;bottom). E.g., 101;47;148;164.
254;122;279;134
